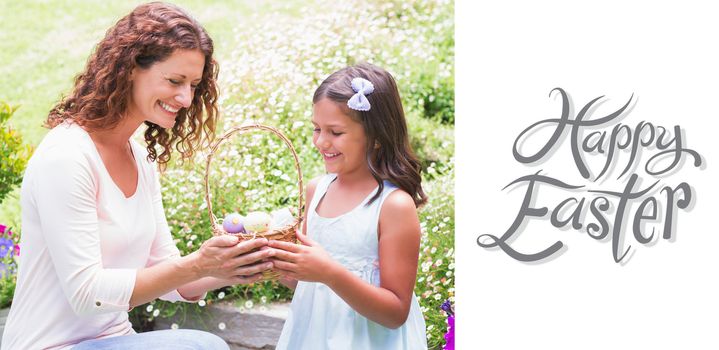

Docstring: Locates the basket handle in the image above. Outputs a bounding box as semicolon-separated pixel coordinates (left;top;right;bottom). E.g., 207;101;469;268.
203;124;304;235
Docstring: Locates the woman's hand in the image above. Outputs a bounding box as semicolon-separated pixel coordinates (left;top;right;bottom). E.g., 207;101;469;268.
268;231;339;284
188;235;274;283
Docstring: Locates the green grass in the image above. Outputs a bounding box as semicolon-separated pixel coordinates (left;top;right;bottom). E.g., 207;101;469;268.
0;0;283;144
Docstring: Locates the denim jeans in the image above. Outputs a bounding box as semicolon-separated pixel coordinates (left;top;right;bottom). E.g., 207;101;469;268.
72;329;229;350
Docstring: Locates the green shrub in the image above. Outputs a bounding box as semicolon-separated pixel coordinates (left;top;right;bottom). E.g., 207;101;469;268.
0;101;32;205
416;163;454;348
0;273;17;309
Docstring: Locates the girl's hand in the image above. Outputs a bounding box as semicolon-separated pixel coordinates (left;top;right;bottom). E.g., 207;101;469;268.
268;231;338;284
190;235;274;282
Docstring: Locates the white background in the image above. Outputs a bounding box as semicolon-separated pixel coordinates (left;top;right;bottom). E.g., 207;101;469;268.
456;1;719;349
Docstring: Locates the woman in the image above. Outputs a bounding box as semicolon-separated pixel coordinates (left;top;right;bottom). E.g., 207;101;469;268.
1;3;271;349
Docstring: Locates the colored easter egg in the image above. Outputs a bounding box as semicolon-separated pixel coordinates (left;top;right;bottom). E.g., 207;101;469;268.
222;213;245;234
244;211;271;233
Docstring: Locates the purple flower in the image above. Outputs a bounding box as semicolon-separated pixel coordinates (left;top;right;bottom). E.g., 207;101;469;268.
0;237;15;277
0;237;13;258
441;299;454;316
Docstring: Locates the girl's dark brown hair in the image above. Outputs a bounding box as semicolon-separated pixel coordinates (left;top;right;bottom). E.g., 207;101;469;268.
45;2;219;168
313;63;428;207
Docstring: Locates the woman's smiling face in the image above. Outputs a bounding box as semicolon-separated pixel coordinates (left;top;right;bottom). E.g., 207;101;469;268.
312;98;369;175
127;49;205;129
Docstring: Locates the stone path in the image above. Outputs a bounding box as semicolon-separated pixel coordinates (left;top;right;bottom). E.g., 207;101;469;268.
0;308;8;343
154;301;289;350
0;303;288;349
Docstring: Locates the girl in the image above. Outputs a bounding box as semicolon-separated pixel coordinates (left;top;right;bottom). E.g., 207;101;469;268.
269;63;428;349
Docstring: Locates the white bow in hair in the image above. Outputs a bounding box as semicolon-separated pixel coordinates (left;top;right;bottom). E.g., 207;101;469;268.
347;77;374;111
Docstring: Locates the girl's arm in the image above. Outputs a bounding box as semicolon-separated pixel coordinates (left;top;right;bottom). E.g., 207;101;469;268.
270;190;420;329
275;177;320;291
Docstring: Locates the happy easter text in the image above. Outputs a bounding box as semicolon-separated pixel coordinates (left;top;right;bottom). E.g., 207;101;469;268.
477;88;702;263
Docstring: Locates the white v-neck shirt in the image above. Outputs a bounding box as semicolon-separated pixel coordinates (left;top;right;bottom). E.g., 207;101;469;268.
2;122;193;350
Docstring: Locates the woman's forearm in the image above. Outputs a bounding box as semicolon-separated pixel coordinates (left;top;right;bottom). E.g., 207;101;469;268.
177;276;233;300
129;252;203;307
130;237;274;307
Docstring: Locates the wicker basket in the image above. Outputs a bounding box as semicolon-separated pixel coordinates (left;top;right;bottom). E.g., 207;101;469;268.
204;124;304;281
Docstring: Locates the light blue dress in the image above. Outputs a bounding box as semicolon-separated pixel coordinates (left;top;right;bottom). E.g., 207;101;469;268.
276;174;427;350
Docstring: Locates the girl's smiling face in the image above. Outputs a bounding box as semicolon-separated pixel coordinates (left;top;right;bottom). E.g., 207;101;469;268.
312;98;369;175
127;49;204;129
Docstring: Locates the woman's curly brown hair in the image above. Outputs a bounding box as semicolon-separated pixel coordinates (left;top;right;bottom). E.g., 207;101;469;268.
46;2;219;168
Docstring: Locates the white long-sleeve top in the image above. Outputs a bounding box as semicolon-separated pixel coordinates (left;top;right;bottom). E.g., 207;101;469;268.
1;122;195;350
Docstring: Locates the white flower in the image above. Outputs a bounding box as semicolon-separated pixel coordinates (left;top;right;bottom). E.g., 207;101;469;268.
218;292;225;299
153;309;160;317
245;300;254;308
198;300;206;307
218;322;226;330
146;305;153;312
171;323;179;330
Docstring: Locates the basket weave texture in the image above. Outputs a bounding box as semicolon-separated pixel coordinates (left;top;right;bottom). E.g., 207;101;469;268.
203;124;304;280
